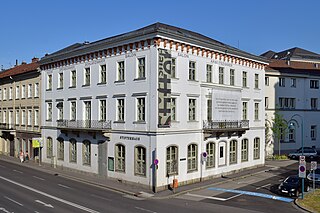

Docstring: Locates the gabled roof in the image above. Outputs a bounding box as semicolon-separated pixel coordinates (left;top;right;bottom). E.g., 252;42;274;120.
261;47;320;61
266;59;320;75
0;61;39;79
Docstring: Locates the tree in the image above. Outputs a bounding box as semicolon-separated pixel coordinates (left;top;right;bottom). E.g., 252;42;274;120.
271;110;288;156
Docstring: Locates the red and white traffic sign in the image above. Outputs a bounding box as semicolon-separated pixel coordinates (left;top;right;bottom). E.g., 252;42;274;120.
311;161;317;170
299;165;306;178
299;155;306;164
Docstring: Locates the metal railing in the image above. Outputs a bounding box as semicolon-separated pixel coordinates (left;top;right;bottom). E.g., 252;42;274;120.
57;120;112;130
203;120;249;130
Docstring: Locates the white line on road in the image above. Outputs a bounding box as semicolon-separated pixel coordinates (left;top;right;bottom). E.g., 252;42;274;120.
186;193;227;201
90;194;112;201
0;176;99;213
134;206;157;213
4;196;23;206
32;176;45;181
0;207;13;213
226;193;243;200
256;183;271;190
35;200;54;208
13;170;23;174
58;184;71;189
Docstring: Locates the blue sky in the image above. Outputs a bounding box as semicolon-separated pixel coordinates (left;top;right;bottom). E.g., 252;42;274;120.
0;0;319;69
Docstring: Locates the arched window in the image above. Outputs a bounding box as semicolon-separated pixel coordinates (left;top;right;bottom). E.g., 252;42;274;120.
206;142;215;168
135;146;146;176
69;139;77;163
229;140;237;164
241;139;248;162
254;138;260;159
82;140;91;165
46;137;53;158
166;146;178;176
57;137;64;160
115;144;125;172
187;144;198;172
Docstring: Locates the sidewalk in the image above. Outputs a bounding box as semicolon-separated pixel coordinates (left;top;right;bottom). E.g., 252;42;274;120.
0;155;297;199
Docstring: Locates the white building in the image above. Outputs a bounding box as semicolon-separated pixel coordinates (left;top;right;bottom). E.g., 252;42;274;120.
40;23;268;191
263;48;320;156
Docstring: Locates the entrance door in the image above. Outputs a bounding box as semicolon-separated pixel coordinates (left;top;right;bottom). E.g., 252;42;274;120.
218;142;226;166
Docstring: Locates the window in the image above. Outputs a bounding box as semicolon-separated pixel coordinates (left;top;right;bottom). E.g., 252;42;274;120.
117;99;125;121
310;80;319;89
166;146;178;175
70;102;76;120
0;88;2;100
206;142;215;168
100;100;106;121
253;138;260;159
311;125;317;140
27;110;32;126
57;102;63;120
187;144;198;172
241;139;248;162
15;110;19;125
9;87;12;100
265;77;269;86
206;64;212;83
47;74;52;90
289;128;295;141
47;102;52;121
21;85;26;98
71;70;76;87
22;110;26;125
171;98;176;121
171;58;176;78
188;61;196;80
219;67;224;84
69;139;77;163
279;97;296;109
242;71;247;87
83;140;91;165
2;111;6;123
58;73;63;89
15;86;19;99
242;102;248;120
57;138;64;160
135;146;146;176
117;61;125;81
291;78;296;87
137;57;145;79
47;137;53;158
137;98;145;122
115;144;125;172
84;68;90;85
27;84;32;98
3;88;7;100
254;103;259;120
229;140;237;164
279;77;285;87
230;69;235;86
311;98;318;110
34;83;39;97
34;110;39;126
207;99;212;121
254;74;259;89
280;127;285;141
188;99;196;121
100;64;107;84
265;97;269;109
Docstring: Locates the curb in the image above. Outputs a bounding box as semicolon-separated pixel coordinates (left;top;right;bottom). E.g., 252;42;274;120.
294;199;314;213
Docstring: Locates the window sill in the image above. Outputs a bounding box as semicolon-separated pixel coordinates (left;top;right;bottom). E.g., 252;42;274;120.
69;86;76;89
187;120;198;123
57;87;63;90
133;121;146;124
46;119;52;122
114;121;125;124
187;79;199;83
134;173;147;178
82;84;90;87
46;89;52;91
133;77;146;81
83;163;91;167
114;80;125;84
187;169;198;174
97;82;107;85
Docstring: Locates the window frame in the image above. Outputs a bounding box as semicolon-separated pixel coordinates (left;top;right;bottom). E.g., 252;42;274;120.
137;57;146;79
115;144;125;172
82;140;91;166
188;61;196;81
188;98;196;121
241;139;248;162
230;69;235;86
69;139;77;163
187;144;198;172
100;64;107;84
229;140;237;164
206;142;215;168
117;61;125;81
166;146;178;176
206;64;212;83
134;146;146;176
253;138;260;159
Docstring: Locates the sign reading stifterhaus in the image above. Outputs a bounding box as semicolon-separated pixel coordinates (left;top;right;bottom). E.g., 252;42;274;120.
158;48;171;128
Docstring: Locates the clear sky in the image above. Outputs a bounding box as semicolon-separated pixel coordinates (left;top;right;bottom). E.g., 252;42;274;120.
0;0;319;69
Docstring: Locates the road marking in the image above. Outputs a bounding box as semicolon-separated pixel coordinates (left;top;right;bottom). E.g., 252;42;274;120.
90;194;112;201
58;184;71;189
226;193;243;200
13;170;23;174
0;176;99;213
33;176;45;181
4;196;23;206
208;187;293;202
256;183;271;190
134;206;157;213
186;193;227;201
35;200;54;208
0;207;13;213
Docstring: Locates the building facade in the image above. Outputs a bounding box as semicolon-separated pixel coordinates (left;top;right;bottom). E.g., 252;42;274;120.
0;58;41;158
263;48;320;156
40;23;267;190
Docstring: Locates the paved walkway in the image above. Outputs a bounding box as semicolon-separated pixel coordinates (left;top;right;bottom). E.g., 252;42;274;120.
0;155;297;199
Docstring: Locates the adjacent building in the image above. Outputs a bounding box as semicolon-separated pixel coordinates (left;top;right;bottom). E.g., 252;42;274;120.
263;47;320;156
0;58;41;158
38;23;268;191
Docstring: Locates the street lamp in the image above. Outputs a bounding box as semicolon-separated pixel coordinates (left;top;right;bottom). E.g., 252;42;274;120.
289;114;304;199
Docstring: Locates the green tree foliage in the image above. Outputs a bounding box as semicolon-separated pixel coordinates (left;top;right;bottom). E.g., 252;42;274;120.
271;111;288;155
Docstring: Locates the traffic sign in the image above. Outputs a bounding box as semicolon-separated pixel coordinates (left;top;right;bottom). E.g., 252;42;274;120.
299;155;305;164
201;152;208;162
311;161;317;170
299;165;306;178
154;159;159;165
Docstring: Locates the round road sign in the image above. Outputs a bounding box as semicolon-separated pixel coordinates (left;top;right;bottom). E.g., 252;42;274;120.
154;159;159;165
299;165;306;172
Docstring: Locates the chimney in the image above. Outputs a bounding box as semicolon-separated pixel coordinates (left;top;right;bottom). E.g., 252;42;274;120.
21;61;27;65
32;57;39;63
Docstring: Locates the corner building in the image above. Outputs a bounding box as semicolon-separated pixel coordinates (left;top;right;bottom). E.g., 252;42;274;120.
40;23;268;191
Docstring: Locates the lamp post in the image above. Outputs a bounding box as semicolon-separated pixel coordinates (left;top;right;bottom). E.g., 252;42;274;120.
289;114;304;199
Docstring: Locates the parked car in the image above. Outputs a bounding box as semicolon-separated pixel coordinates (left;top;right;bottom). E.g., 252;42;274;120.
307;168;320;187
278;175;310;197
288;147;318;160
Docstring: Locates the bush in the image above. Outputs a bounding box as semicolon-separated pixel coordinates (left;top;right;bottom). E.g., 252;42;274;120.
272;155;289;160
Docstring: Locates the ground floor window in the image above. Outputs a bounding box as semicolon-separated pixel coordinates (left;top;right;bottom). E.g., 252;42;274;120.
206;142;215;168
187;144;198;172
241;139;248;162
82;140;91;165
115;144;125;172
69;139;77;163
135;146;146;176
46;137;53;158
57;138;64;160
254;138;260;159
229;140;237;164
166;146;178;176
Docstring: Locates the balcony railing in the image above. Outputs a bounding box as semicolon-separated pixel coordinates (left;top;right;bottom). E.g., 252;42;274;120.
0;123;15;130
203;120;249;130
57;120;112;130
